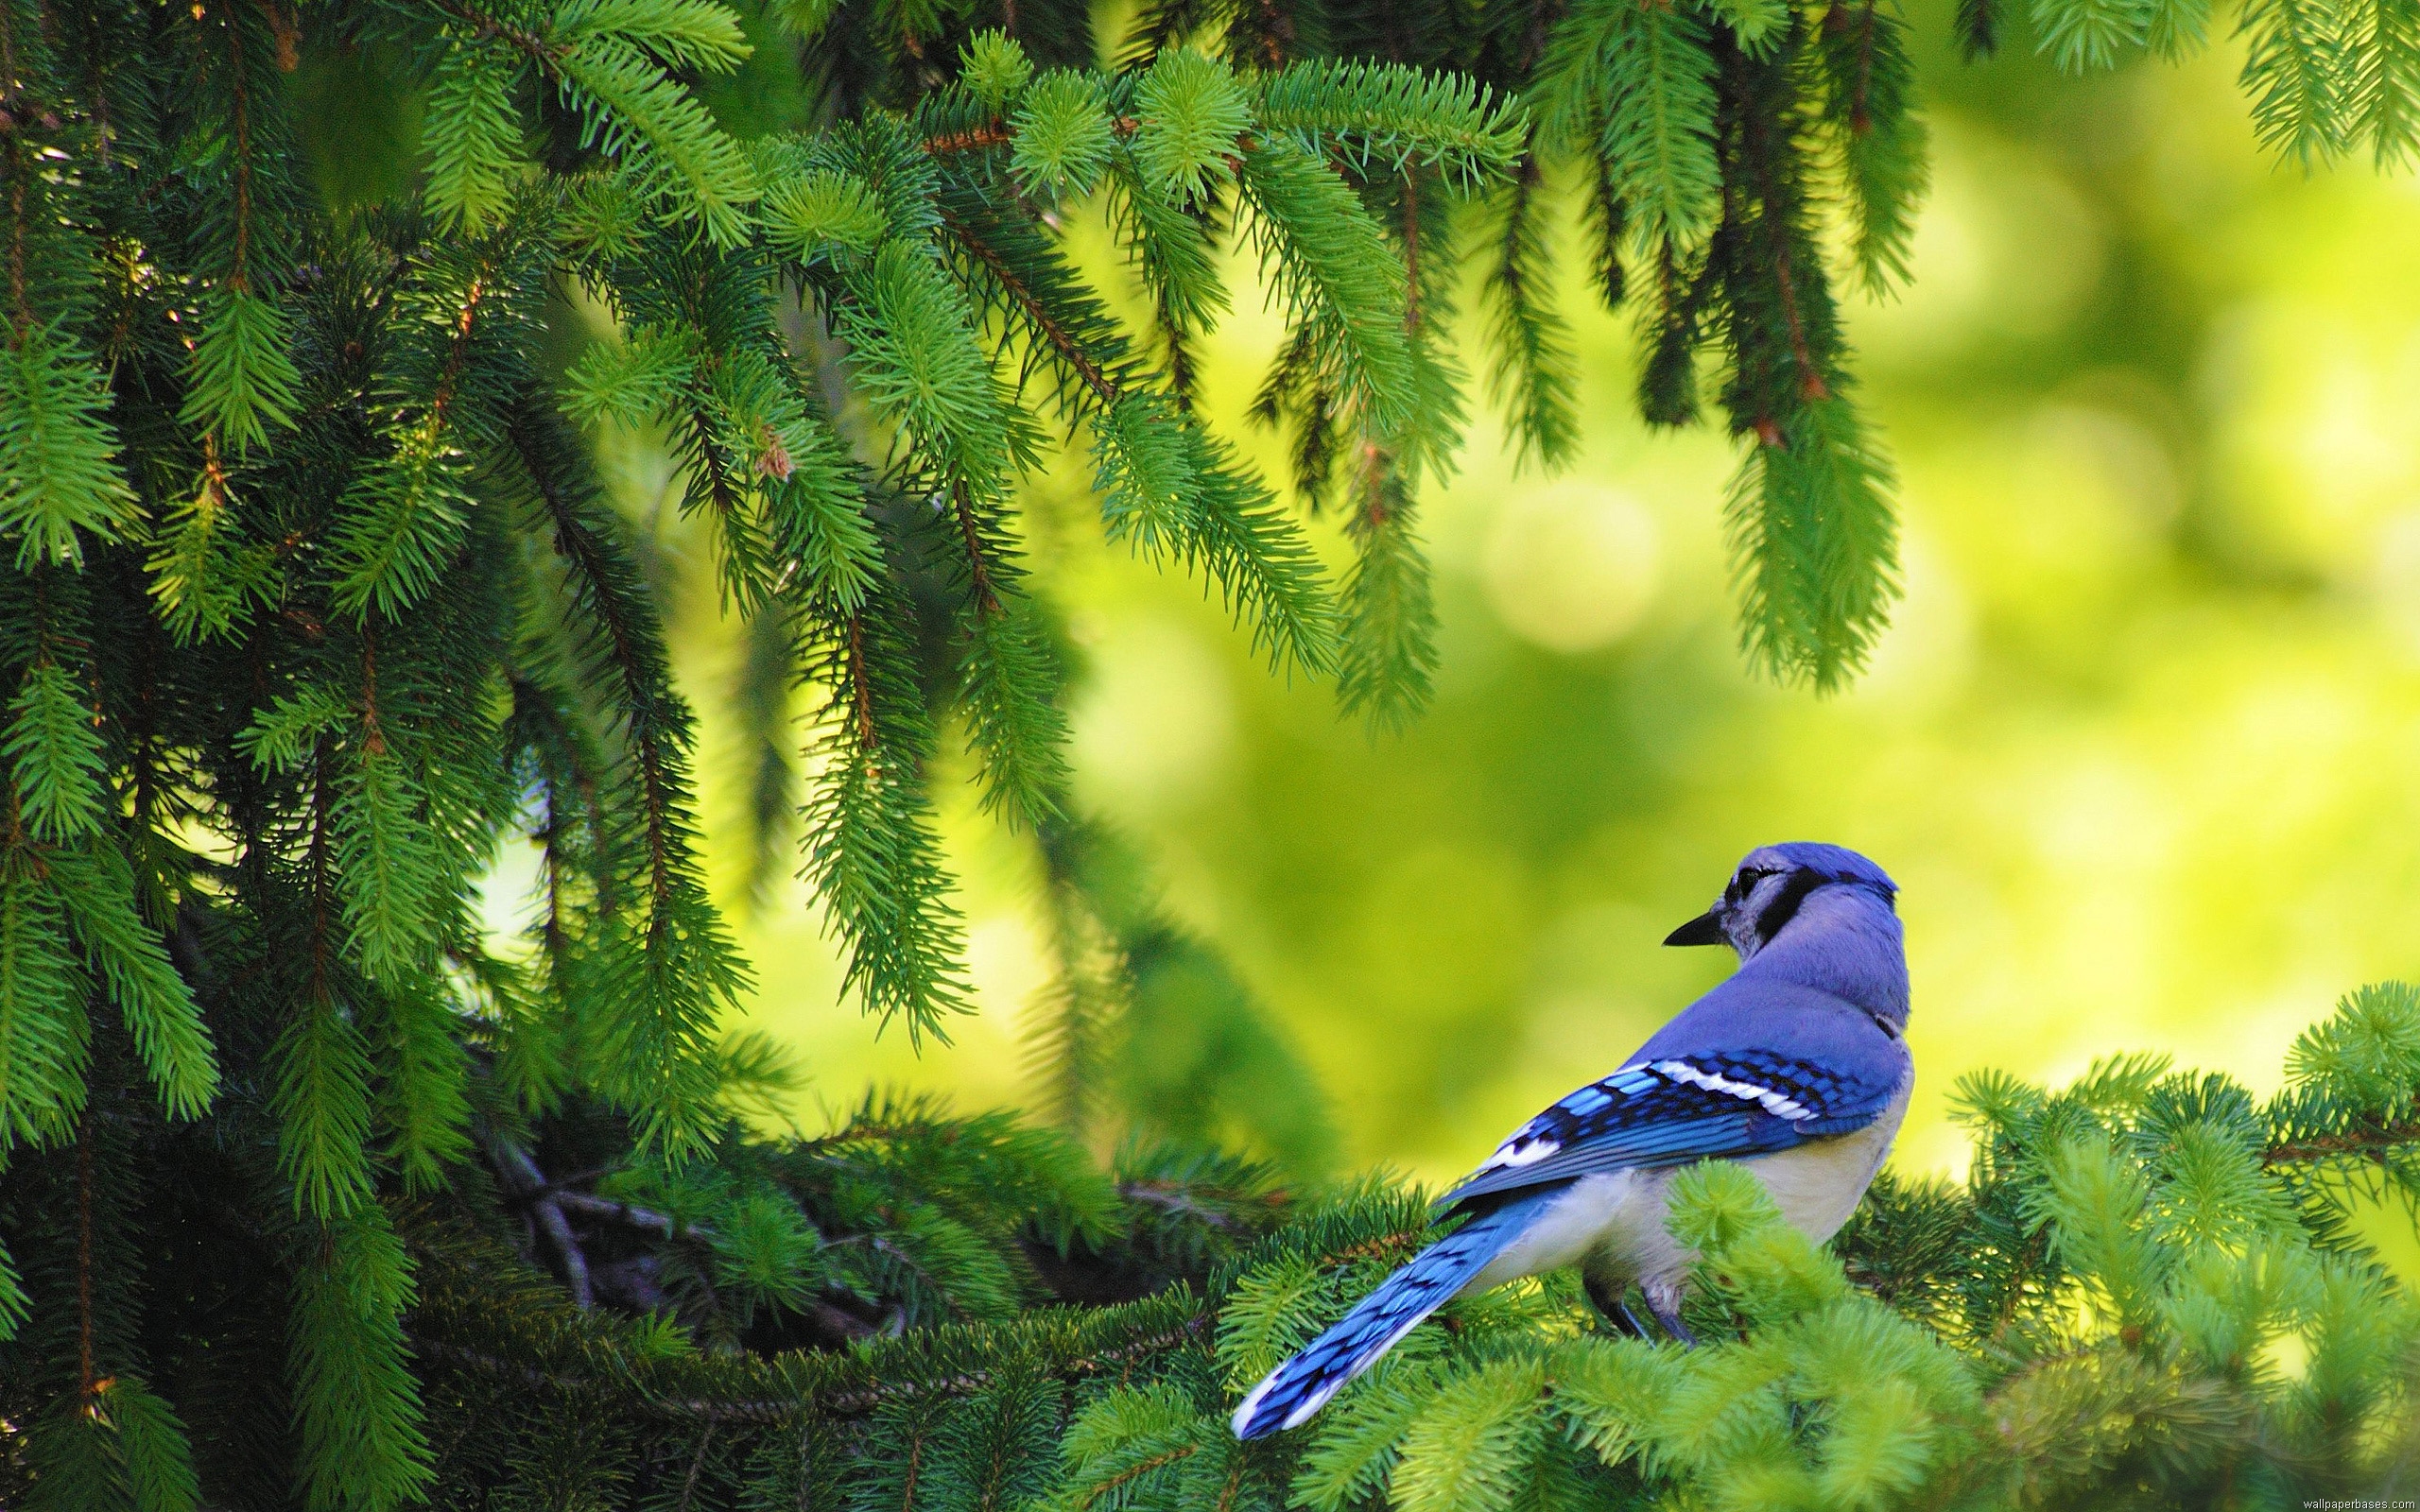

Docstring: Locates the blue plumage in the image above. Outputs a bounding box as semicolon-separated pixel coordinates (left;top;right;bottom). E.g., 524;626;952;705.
1230;1191;1554;1439
1433;1045;1903;1208
1231;843;1915;1441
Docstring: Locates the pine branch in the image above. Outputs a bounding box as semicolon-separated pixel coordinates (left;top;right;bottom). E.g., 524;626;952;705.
2239;0;2353;165
505;395;736;1152
1818;0;1928;295
1535;0;1721;248
798;586;976;1044
1480;151;1579;472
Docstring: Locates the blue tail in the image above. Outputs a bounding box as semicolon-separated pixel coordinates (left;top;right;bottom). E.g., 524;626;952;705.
1231;1194;1550;1439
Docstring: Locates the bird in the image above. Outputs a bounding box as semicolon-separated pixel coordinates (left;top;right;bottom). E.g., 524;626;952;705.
1231;842;1913;1441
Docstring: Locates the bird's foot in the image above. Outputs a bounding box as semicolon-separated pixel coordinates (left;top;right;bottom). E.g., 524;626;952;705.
1642;1283;1698;1348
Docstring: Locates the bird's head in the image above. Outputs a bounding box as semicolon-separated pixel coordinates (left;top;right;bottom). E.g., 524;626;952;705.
1663;842;1898;961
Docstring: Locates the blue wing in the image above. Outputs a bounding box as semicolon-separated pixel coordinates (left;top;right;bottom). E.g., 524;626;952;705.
1434;1048;1906;1211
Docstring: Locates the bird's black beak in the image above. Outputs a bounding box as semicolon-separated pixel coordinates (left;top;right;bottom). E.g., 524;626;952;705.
1662;909;1726;947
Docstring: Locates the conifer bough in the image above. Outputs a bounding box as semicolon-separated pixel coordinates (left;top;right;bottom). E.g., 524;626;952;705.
0;0;2414;1506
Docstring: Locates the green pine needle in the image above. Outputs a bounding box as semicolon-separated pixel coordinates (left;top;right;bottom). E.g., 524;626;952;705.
378;970;475;1190
1091;393;1198;556
2241;0;2354;165
1818;2;1932;296
1480;164;1582;472
234;684;353;774
424;41;527;233
553;34;761;248
961;29;1035;108
1724;395;1902;692
48;841;217;1120
289;1210;434;1512
327;440;476;623
1335;471;1440;733
711;1191;824;1312
1235;134;1415;435
2147;0;2216;58
1257;60;1528;192
89;1376;203;1512
562;323;704;428
1536;0;1722;248
179;288;303;455
1011;70;1118;198
551;0;753;73
0;324;141;567
145;468;277;644
2032;0;2156;71
0;1235;24;1338
1390;1359;1548;1512
0;850;88;1152
957;593;1072;831
2354;0;2420;162
800;591;976;1047
5;660;108;842
272;991;379;1220
1177;431;1343;678
837;240;1016;491
760;168;892;266
1133;48;1253;206
1706;0;1791;54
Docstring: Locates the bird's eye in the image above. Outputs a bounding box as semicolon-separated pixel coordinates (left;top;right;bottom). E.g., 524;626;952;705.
1727;867;1775;901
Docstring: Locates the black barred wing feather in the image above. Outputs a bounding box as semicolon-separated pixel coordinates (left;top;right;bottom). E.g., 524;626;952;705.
1435;1051;1904;1211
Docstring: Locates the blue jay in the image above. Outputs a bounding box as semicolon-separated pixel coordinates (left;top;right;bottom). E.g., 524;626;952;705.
1232;842;1912;1441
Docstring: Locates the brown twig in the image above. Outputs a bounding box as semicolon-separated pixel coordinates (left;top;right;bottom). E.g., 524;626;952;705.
2264;1112;2420;1166
491;1138;596;1309
1116;1181;1247;1232
938;209;1119;407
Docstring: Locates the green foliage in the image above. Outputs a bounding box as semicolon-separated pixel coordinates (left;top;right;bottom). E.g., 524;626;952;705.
274;993;381;1222
47;844;216;1122
962;30;1037;107
1819;2;1931;293
1134;50;1253;204
7;661;107;842
0;852;92;1151
1;0;2417;1507
1479;162;1580;472
182;290;304;458
2027;0;2420;166
423;42;527;234
1725;395;1901;691
1012;72;1119;197
71;986;2378;1512
1256;61;1526;188
22;1374;201;1512
289;1211;433;1512
1537;0;1723;249
0;325;141;568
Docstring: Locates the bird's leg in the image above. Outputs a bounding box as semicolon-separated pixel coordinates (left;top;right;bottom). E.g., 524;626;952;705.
1582;1270;1648;1337
1641;1281;1698;1348
1617;1297;1655;1339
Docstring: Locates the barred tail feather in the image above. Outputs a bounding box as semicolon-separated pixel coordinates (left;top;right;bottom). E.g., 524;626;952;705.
1231;1194;1550;1439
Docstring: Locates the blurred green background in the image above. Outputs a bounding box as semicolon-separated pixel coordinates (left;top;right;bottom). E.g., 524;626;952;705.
516;8;2420;1194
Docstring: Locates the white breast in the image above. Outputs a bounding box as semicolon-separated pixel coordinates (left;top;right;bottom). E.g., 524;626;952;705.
1736;1078;1910;1250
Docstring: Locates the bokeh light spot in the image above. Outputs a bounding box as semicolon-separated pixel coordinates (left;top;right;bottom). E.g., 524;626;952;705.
1479;481;1661;653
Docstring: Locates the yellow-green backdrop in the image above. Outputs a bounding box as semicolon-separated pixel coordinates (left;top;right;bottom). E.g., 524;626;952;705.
493;14;2420;1218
